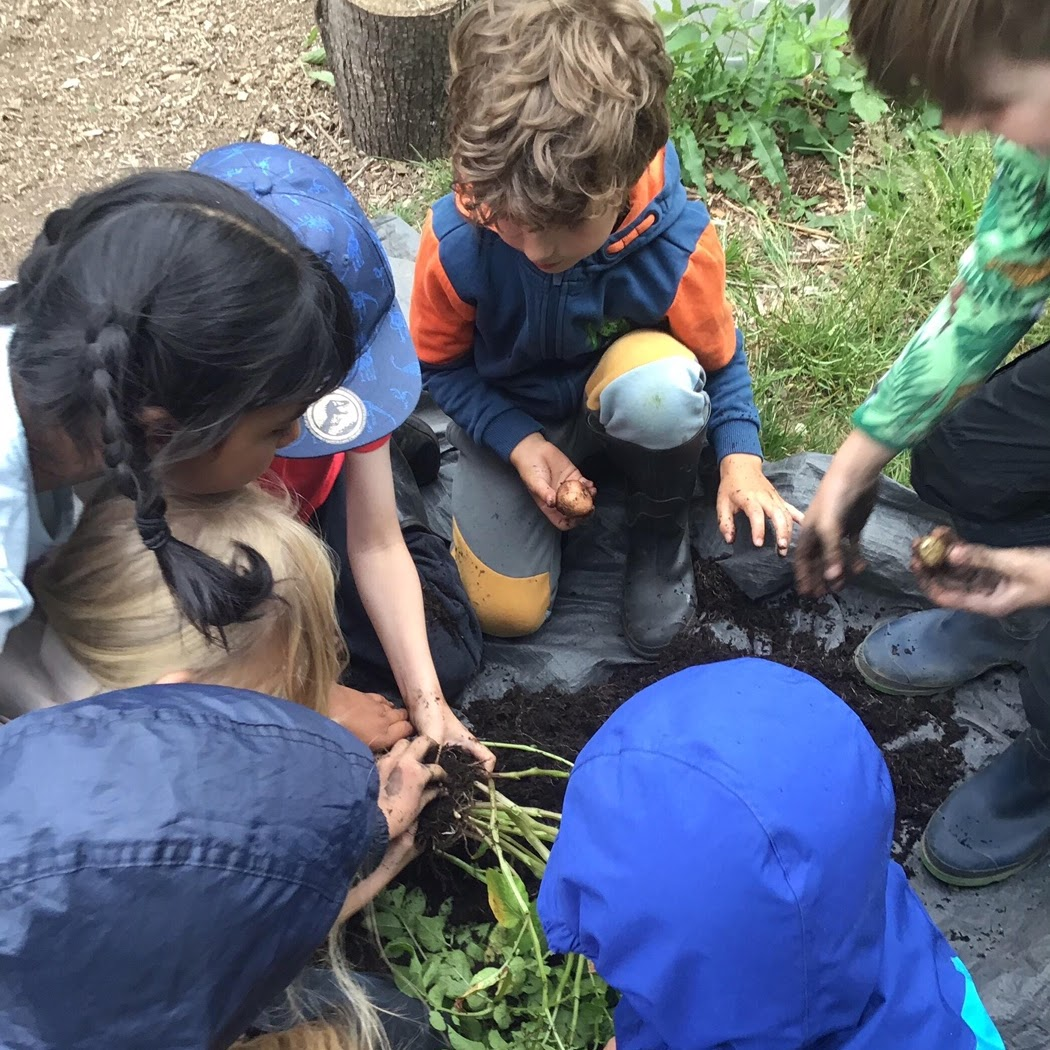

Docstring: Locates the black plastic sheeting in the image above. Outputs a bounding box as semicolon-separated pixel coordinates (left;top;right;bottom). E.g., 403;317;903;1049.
378;217;1050;1048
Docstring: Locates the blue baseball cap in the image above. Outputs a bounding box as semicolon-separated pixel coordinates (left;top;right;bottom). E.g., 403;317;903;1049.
191;143;421;457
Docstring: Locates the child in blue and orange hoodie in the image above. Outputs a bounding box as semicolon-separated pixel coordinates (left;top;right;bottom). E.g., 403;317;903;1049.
539;658;1006;1050
410;0;801;658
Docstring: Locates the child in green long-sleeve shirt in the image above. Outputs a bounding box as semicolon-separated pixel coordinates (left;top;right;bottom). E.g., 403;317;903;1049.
796;0;1050;889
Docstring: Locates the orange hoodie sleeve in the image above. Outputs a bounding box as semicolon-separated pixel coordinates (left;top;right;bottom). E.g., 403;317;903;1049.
410;211;476;367
665;223;737;373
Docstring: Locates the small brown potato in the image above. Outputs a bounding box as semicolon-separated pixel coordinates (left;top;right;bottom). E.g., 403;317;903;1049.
916;532;951;569
555;479;594;519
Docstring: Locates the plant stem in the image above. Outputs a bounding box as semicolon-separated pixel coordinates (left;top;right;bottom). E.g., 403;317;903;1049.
470;803;563;822
482;741;575;769
434;849;487;881
569;953;585;1038
493;767;571;781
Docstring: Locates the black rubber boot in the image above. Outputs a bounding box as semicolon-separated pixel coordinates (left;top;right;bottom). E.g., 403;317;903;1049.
392;414;441;487
599;427;705;659
921;727;1050;886
390;439;430;533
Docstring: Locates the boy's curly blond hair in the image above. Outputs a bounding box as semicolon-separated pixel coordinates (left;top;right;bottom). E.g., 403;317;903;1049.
448;0;673;230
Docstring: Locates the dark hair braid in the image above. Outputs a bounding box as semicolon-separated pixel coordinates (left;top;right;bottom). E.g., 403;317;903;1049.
3;169;359;642
84;323;273;645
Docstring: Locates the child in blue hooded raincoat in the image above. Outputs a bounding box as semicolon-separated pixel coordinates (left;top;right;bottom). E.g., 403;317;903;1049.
0;682;445;1050
537;658;1005;1050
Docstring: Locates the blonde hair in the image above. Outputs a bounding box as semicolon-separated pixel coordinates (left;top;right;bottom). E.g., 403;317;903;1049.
236;929;388;1050
34;483;346;713
448;0;673;229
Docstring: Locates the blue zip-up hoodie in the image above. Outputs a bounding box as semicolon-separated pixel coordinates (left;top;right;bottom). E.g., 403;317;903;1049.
538;659;1005;1050
411;144;763;462
0;684;386;1049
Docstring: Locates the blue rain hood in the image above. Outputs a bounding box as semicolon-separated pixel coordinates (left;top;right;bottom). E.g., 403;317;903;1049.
537;658;1004;1050
0;684;385;1050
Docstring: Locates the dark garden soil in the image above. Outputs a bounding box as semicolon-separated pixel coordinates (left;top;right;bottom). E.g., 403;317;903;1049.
348;558;967;962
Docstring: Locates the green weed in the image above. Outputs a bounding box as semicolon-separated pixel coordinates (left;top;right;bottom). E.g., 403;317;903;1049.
657;0;934;212
392;159;454;228
302;26;334;88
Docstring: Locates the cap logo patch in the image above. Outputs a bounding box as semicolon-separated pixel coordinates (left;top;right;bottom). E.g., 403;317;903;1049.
303;388;367;444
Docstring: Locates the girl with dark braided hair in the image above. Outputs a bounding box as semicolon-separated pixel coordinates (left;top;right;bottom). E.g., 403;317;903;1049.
0;168;359;649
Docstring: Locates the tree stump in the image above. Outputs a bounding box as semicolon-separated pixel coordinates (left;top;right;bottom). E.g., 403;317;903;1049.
316;0;467;161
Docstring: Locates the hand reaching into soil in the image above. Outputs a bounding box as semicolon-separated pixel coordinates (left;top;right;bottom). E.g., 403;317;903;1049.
795;429;892;595
327;684;413;751
716;453;802;555
912;531;1050;616
375;736;446;840
510;433;597;531
338;828;421;922
409;693;496;773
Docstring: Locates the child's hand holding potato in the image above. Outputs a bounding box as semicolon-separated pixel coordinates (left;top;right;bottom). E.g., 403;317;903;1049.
509;433;597;531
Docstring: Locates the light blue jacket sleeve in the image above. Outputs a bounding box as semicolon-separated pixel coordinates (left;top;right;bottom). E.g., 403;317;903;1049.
0;322;77;654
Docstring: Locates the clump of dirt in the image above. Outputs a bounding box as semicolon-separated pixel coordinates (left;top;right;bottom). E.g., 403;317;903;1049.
416;744;486;852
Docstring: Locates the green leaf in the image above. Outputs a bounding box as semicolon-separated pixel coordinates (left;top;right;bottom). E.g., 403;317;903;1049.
832;130;854;154
828;73;863;93
675;126;706;190
745;117;789;190
726;122;748;149
664;21;706;56
381;937;417;960
306;69;335;88
461;965;507;998
851;88;889;124
301;45;327;65
712;168;750;202
492;1000;512;1029
429;1010;448;1033
447;1029;487;1050
414;913;449;953
488;1031;514;1050
821;50;842;78
775;38;812;80
824;108;850;135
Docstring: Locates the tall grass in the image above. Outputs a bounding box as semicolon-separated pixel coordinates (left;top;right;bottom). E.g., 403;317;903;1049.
733;132;1000;482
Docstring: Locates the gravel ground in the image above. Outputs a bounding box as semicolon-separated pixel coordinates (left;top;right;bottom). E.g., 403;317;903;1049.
0;0;425;274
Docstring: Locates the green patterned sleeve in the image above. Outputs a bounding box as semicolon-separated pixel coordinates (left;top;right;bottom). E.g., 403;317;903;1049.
853;141;1050;450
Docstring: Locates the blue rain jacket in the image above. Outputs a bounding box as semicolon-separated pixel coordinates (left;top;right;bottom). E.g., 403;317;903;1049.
0;684;386;1049
538;658;1005;1050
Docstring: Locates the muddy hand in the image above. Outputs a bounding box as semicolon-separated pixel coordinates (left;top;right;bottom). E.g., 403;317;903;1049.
914;540;1050;617
375;736;446;840
716;454;802;555
411;693;496;774
795;477;877;596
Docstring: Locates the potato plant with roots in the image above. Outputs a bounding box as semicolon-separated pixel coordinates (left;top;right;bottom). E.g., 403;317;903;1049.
364;743;615;1050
